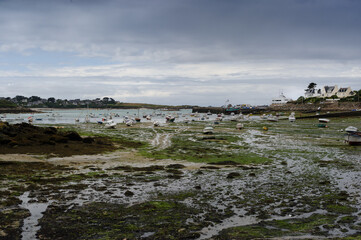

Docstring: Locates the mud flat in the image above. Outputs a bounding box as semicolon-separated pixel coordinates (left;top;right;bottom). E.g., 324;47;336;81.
0;117;361;239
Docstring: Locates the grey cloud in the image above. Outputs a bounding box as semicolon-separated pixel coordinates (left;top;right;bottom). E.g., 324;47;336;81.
1;0;361;62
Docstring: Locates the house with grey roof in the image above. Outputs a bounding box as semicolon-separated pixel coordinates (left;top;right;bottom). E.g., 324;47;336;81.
305;85;355;99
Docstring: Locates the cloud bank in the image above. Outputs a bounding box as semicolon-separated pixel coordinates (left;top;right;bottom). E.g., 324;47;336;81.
0;0;360;105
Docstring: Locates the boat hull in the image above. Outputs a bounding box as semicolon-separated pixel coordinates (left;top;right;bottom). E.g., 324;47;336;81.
345;132;361;145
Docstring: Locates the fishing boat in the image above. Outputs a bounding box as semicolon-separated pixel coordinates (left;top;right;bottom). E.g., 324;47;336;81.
319;118;330;123
344;126;361;145
203;126;214;134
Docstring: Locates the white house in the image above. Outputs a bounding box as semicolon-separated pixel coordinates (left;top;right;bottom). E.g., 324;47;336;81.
305;85;355;99
320;85;339;98
337;87;355;98
271;92;292;105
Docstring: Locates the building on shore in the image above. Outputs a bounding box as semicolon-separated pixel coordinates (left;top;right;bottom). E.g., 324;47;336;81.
305;85;356;99
271;92;292;105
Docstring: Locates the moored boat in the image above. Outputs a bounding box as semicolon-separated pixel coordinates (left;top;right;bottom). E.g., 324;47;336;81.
166;115;175;122
344;126;361;145
203;126;214;134
105;120;117;129
267;115;278;122
319;118;330;123
236;123;244;130
288;112;296;122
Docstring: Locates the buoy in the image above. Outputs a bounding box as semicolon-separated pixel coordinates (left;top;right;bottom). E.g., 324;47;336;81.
263;126;268;131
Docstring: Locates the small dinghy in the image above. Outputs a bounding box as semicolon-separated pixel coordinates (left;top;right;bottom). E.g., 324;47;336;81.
319;118;330;123
203;126;214;134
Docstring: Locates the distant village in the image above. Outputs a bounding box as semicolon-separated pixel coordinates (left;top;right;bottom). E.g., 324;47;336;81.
272;84;360;105
0;95;118;108
0;95;193;109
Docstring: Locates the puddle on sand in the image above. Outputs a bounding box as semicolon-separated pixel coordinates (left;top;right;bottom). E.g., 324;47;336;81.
198;210;258;240
19;191;53;240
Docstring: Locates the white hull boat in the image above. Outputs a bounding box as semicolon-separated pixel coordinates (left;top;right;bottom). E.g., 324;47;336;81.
319;118;330;123
344;126;361;145
267;115;278;122
105;120;117;129
289;113;296;122
203;126;214;134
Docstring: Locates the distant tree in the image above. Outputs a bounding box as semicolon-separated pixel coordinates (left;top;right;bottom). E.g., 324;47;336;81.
307;82;317;89
0;99;17;108
29;96;41;102
296;96;305;104
47;97;55;103
15;95;27;102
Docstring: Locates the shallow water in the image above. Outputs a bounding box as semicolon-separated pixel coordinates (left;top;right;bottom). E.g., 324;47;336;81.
19;192;53;240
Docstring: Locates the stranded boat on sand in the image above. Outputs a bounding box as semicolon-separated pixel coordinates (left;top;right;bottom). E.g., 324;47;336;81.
344;126;361;145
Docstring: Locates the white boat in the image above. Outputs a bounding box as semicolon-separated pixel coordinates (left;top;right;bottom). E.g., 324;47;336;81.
319;118;330;123
104;120;117;129
260;114;268;120
236;123;244;130
153;121;160;127
203;126;214;134
344;126;361;145
267;115;278;122
125;120;133;126
345;126;358;133
288;112;296;122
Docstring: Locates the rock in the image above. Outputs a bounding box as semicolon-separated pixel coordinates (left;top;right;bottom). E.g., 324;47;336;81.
83;137;95;144
227;172;241;179
166;169;183;175
166;164;186;169
44;127;57;135
63;131;82;141
124;190;134;197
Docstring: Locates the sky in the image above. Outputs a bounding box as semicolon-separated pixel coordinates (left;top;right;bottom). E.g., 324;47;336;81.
1;0;361;106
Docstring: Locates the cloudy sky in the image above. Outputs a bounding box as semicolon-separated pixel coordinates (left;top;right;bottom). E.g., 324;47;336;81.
1;0;361;106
